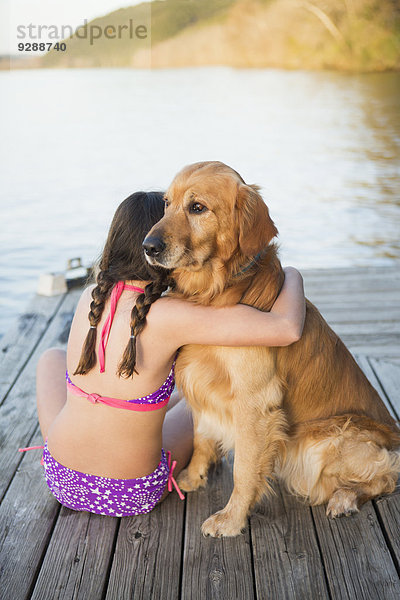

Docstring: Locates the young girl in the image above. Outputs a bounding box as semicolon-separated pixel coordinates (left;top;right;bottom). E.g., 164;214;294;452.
31;191;305;518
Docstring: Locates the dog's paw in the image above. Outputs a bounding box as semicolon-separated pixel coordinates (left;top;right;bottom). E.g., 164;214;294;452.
177;468;207;492
326;489;359;519
201;510;247;538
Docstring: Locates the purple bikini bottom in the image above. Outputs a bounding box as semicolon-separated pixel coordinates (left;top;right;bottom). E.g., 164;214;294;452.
42;443;171;517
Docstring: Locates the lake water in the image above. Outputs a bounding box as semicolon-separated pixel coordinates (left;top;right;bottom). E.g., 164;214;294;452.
0;67;399;337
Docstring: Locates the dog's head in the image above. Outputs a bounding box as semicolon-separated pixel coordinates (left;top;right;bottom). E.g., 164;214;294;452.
143;161;278;272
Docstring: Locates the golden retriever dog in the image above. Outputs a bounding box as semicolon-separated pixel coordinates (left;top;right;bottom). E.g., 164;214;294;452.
143;161;400;537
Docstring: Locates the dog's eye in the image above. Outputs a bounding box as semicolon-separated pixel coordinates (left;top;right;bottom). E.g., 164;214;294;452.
189;202;207;214
164;198;169;208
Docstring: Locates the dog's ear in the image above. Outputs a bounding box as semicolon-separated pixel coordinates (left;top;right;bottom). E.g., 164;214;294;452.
236;184;278;256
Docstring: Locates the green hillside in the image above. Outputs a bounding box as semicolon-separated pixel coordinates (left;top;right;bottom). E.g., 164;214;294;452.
150;0;235;43
41;0;236;68
38;0;400;71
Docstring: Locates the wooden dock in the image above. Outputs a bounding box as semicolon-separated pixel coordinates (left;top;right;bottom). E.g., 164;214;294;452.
0;266;399;600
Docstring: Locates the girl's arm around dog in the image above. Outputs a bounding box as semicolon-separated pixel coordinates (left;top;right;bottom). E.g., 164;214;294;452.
147;267;305;350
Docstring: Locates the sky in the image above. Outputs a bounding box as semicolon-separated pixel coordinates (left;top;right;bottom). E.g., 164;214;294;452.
0;0;146;55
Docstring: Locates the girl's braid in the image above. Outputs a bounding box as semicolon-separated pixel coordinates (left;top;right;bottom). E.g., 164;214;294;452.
73;269;115;375
118;272;172;378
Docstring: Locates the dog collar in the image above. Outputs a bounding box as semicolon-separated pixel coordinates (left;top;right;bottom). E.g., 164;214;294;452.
233;247;269;278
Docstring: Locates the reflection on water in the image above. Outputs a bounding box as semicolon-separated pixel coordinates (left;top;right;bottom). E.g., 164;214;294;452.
351;73;400;260
0;67;399;336
347;73;400;258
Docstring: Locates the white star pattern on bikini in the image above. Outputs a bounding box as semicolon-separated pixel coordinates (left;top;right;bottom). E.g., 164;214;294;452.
42;446;171;517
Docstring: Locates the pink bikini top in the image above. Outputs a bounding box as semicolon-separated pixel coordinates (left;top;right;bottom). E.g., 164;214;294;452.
66;281;175;412
98;281;144;373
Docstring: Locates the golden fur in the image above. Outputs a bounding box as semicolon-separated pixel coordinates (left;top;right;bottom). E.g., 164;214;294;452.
145;161;400;537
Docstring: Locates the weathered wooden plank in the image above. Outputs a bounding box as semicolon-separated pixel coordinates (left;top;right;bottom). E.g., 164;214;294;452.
306;293;399;307
374;492;400;573
312;502;400;600
300;266;399;316
383;357;400;366
31;509;119;600
250;484;329;600
310;304;399;316
0;293;64;405
336;332;399;348
332;322;400;336
365;358;400;572
356;355;397;420
368;359;400;418
181;456;255;600
307;355;400;598
0;290;80;502
318;307;400;325
304;279;400;296
0;428;60;600
345;344;400;362
105;492;185;600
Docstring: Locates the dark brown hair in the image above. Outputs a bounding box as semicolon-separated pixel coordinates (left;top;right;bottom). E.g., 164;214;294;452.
74;191;171;378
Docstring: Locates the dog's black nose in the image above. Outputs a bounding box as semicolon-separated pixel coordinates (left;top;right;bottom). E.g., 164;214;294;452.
143;236;166;257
